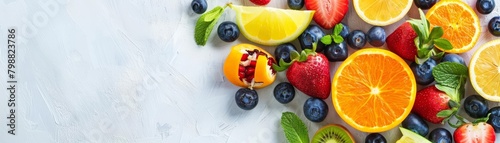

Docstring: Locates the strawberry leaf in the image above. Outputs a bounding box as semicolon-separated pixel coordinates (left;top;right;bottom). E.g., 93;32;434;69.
299;51;308;62
428;27;444;43
437;109;454;118
320;35;333;45
473;113;490;124
434;38;453;50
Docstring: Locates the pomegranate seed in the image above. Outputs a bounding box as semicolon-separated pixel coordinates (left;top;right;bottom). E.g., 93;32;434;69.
246;67;255;75
241;54;249;61
246;75;254;83
250;61;257;67
239;65;245;72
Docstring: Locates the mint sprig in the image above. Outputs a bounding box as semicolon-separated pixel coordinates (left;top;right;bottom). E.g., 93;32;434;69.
408;9;453;64
194;6;226;46
281;112;309;143
432;62;468;103
320;24;344;45
432;62;468;127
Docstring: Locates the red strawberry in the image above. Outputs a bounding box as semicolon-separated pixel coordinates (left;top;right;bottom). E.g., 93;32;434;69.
273;46;331;99
412;85;451;124
249;0;270;5
454;122;496;143
386;22;417;61
286;53;330;99
305;0;348;29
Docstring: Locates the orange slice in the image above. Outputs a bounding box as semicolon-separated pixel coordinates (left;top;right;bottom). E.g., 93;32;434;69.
426;0;480;53
332;48;417;132
469;39;500;101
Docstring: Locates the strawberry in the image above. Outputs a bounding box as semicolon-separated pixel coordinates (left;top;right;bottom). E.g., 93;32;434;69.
273;44;331;99
454;122;496;143
387;10;453;63
249;0;270;5
305;0;348;29
412;85;451;124
386;22;417;61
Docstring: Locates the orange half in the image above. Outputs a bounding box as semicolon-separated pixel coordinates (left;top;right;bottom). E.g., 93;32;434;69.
332;48;416;132
426;0;480;53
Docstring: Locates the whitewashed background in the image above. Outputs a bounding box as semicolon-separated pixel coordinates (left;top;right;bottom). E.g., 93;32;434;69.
0;0;498;142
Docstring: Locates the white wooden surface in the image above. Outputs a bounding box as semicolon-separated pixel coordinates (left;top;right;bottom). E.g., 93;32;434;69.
0;0;498;142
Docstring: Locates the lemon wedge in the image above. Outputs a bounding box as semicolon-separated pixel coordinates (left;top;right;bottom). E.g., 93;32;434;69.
229;4;314;46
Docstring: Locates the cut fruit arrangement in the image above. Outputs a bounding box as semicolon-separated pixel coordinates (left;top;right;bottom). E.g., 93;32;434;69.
190;0;500;142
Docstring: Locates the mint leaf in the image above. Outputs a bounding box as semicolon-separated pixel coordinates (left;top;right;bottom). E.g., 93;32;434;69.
333;35;343;44
281;112;309;143
320;35;333;45
195;6;224;46
334;24;343;35
434;38;453;50
432;62;468;102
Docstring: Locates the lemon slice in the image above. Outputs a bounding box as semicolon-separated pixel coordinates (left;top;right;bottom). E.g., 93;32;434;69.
229;4;314;46
397;127;431;143
469;39;500;101
353;0;412;26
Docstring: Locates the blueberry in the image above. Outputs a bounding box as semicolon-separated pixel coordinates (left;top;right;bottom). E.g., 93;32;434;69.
365;133;387;143
299;25;326;52
488;16;500;36
235;88;258;110
217;21;240;42
487;106;500;133
464;95;489;118
275;43;298;64
303;98;328;122
273;82;295;104
339;23;350;39
367;26;386;47
410;58;437;85
402;113;429;137
477;0;495;14
413;0;437;10
347;30;366;49
428;128;452;143
323;41;348;62
441;54;466;65
191;0;207;14
287;0;304;10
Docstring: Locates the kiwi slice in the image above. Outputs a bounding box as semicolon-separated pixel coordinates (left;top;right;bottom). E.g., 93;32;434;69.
312;124;355;143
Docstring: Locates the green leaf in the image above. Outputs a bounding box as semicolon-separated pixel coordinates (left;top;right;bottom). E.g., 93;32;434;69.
333;35;343;44
437;109;454;118
418;9;429;37
408;20;425;43
334;24;343;35
432;62;468;103
448;100;460;108
281;112;309;143
434;38;453;50
194;6;225;46
299;51;308;62
290;50;300;61
320;35;333;45
428;27;444;41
